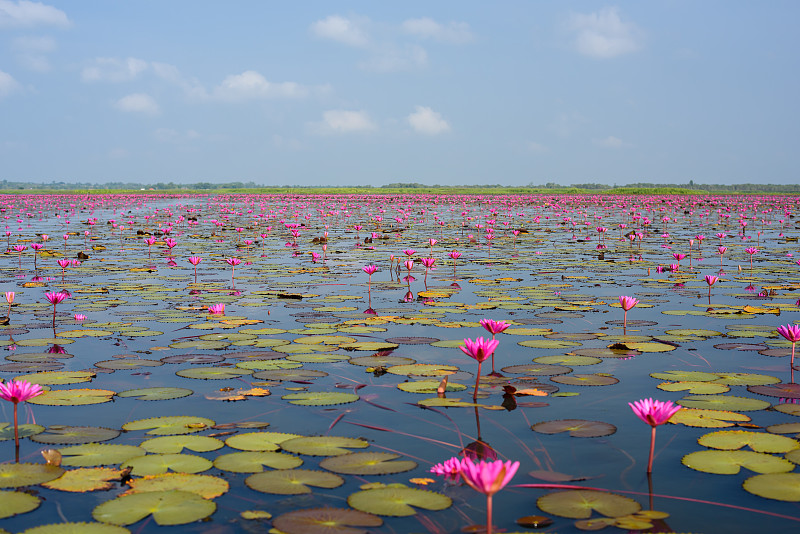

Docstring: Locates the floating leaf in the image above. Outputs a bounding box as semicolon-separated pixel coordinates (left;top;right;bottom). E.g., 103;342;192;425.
534;355;601;366
537;490;641;519
94;359;163;370
518;339;582;349
748;383;800;399
766;422;800;435
0;423;44;441
27;389;116;406
18;522;130;534
121;453;213;476
682;450;795;474
550;374;619;386
711;373;781;386
122;416;215;435
140;435;224;454
0;463;65;488
668;409;751;428
224;432;298;452
532;419;617;438
397;380;467;394
253;369;329;381
349;355;415;367
126;473;228;499
58;444;146;467
698;430;799;453
677;395;771;411
42;468;124;492
743;473;800;501
281;436;369;456
272;507;382;534
501;364;572;376
657;381;730;394
16;371;95;385
348;486;452;516
320;452;416;475
775;404;800;417
338;341;399;351
213;451;303;473
245;469;344;495
0;490;40;518
92;490;216;526
176;367;253;380
282;392;359;406
116;387;193;401
31;426;120;445
386;364;458;377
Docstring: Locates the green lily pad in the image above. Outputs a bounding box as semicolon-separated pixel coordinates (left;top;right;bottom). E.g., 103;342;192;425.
141;435;224;454
550;374;619;386
397;380;467;394
245;469;344;495
668;409;751;428
766;422;800;435
213;451;303;473
348;485;452;516
176;367;253;379
58;444;146;467
121;453;213;476
236;360;301;371
682;450;795;474
253;369;329;381
18;523;130;534
710;373;781;386
15;371;95;385
501;364;573;376
338;341;399;351
126;473;229;499
349;355;416;367
272;507;382;534
92;490;216;526
94;359;163;370
775;404;800;417
531;419;617;438
225;432;300;451
386;364;459;377
168;340;230;350
533;355;601;366
518;339;582;349
0;423;45;441
27;389;116;406
677;395;771;412
122;415;215;435
698;430;800;453
286;353;351;363
282;391;359;406
0;463;65;488
293;335;357;346
319;452;416;475
657;381;731;395
41;467;125;492
743;473;800;501
0;490;40;518
30;426;120;445
116;387;193;401
281;436;369;456
537;489;641;519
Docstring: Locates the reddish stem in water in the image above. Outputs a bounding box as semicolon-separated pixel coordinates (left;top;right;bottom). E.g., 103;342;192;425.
473;360;483;401
647;425;656;474
486;494;493;534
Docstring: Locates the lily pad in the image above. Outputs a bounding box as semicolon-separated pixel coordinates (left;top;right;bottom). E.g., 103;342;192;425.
397;380;467;394
698;430;800;453
27;389;116;406
122;415;215;435
319;452;416;475
213;451;303;473
668;409;752;428
92;490;216;526
224;432;300;451
682;450;795;474
16;371;95;385
743;473;800;501
42;468;125;492
121;453;213;476
125;473;228;499
245;469;344;495
282;392;359;406
175;367;253;380
0;463;65;488
0;490;40;518
31;426;120;445
59;444;146;467
550;374;619;386
272;507;382;534
0;423;45;441
116;387;193;401
281;436;370;456
657;381;730;395
348;485;452;516
531;419;617;438
501;364;572;376
18;523;130;534
140;435;224;454
748;383;800;399
537;489;641;519
677;395;771;412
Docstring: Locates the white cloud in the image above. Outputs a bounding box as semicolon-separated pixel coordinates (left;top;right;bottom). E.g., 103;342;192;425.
401;17;473;44
0;69;21;98
13;35;55;71
568;7;643;59
82;57;149;82
310;15;369;47
359;44;427;72
213;70;309;100
593;135;631;149
312;110;376;134
0;0;69;28
407;106;450;135
114;93;159;115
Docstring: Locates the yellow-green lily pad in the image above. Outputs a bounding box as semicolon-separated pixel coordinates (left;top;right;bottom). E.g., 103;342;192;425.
92;490;216;526
348;485;452;516
122;415;215;435
698;430;799;453
537;489;641;519
743;473;800;501
682;450;795;474
245;469;344;495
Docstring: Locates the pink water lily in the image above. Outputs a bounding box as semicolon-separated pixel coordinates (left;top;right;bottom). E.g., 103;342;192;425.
629;398;681;474
0;379;43;452
619;295;639;331
777;324;800;371
480;319;510;374
461;337;500;401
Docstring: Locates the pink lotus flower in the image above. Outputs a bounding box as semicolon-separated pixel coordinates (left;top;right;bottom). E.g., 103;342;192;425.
0;379;43;449
404;260;414;271
403;249;416;257
430;457;463;482
778;324;800;371
619;296;639;331
225;257;242;267
480;319;510;336
188;256;202;266
461;337;500;401
460;457;520;497
705;275;718;286
448;250;462;260
420;258;436;269
629;398;682;474
362;265;378;276
74;313;87;321
208;303;225;314
46;291;68;306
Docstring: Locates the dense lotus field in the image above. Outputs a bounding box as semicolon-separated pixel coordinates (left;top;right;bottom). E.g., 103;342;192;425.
1;192;800;534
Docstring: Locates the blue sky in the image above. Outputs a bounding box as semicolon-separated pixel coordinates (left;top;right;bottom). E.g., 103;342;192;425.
1;1;798;186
